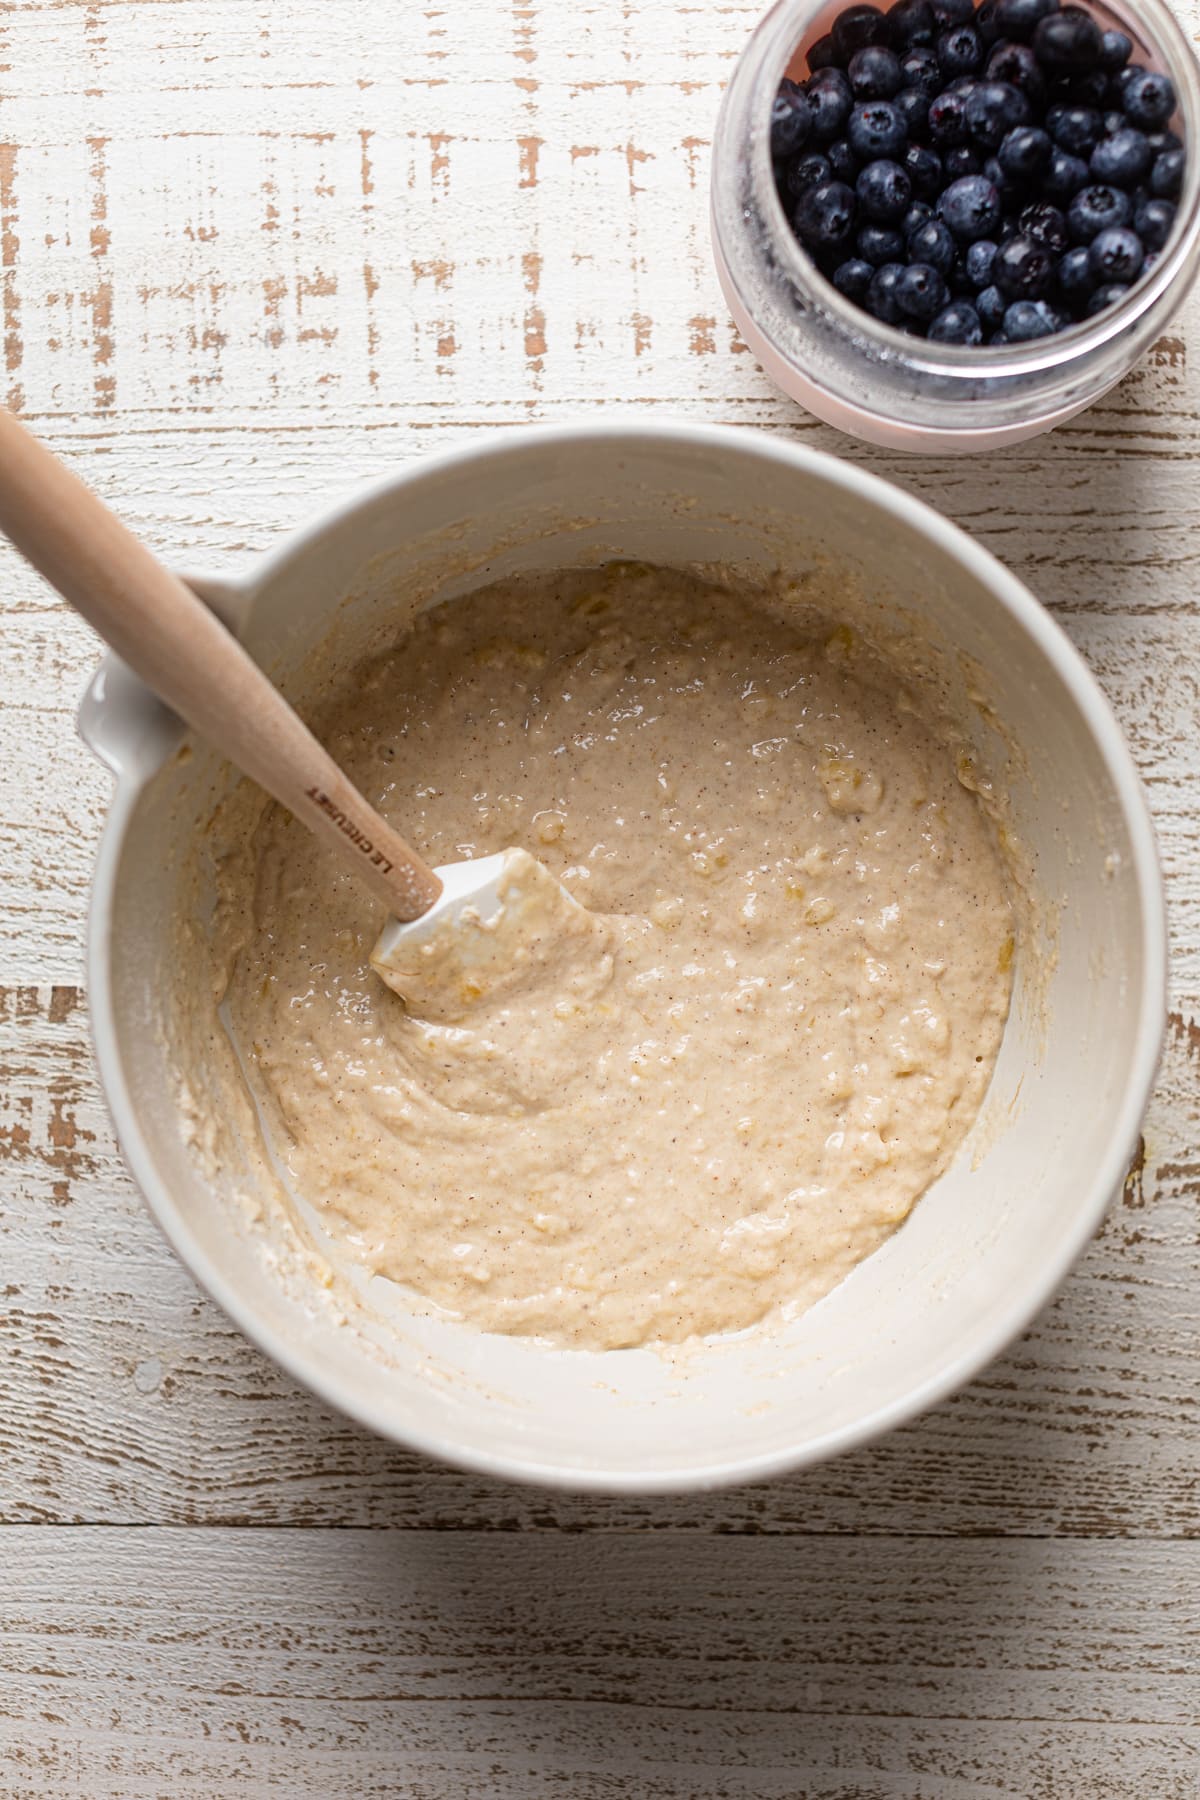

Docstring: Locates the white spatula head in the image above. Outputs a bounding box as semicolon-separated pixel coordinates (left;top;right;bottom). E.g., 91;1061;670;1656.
370;847;614;1023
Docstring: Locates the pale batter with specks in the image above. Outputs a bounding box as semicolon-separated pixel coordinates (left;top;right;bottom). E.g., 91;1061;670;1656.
217;564;1014;1349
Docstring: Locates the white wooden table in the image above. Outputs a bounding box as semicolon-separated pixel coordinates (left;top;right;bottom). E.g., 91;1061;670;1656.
2;3;1199;1793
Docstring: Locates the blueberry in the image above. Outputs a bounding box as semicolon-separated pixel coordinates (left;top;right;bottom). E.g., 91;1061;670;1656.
849;45;904;99
1099;30;1133;74
994;0;1060;43
904;141;944;197
966;82;1032;150
794;179;858;249
1004;298;1058;339
808;33;839;73
900;46;943;96
833;257;875;303
1063;70;1110;109
867;261;907;321
848;100;909;161
1101;109;1127;139
999;125;1051;178
1150;148;1184;203
1146;129;1182;156
1087;226;1144;283
1067;182;1132;242
938;173;1003;240
809;65;852;95
828;137;860;182
938;26;983;79
1121;71;1176;132
908;217;957;273
944;145;984;178
1047;105;1103;156
786;151;832;196
1153;147;1185;199
965;238;998;286
984;41;1046;104
857;223;908;263
929;299;984;342
857;157;913;220
896;87;933;136
903;200;936;234
976;2;1004;48
933;0;976;24
983;153;1023;204
1086;281;1130;316
771;88;812;158
1020;201;1068;254
1134;196;1175;252
833;6;891;64
1090;128;1152;189
895;261;949;318
806;69;854;143
1149;144;1184;200
1057;244;1096;304
989;330;1011;344
1042;148;1090;202
889;0;936;48
1032;8;1103;75
928;89;970;147
947;254;975;295
976;283;1007;327
994;233;1054;297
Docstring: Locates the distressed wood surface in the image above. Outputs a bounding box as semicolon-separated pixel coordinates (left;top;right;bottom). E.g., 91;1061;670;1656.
2;0;1200;1792
4;1530;1200;1798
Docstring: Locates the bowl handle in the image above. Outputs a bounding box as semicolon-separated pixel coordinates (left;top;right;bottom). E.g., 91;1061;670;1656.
76;575;250;779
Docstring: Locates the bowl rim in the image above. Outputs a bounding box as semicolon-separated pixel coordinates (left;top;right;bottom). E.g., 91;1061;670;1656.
83;419;1168;1494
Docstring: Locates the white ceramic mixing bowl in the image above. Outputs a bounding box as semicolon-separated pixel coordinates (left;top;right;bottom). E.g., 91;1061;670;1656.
79;423;1165;1493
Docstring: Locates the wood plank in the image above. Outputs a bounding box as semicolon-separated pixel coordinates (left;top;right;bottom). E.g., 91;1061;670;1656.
1;1530;1197;1796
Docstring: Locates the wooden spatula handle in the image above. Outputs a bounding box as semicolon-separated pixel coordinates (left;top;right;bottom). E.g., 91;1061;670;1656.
0;408;442;921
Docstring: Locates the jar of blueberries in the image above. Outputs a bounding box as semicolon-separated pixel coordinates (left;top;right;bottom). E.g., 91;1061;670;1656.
711;0;1200;450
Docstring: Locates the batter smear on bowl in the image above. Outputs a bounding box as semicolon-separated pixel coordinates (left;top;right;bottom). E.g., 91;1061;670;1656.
218;563;1014;1350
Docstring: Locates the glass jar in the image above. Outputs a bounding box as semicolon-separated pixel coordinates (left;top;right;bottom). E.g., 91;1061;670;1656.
711;0;1200;452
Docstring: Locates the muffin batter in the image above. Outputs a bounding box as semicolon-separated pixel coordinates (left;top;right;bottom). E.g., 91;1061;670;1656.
217;563;1014;1349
